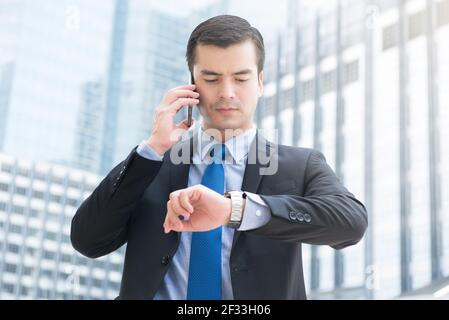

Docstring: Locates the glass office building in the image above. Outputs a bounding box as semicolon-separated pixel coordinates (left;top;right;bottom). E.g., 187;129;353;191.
0;153;124;299
258;0;449;299
0;0;115;168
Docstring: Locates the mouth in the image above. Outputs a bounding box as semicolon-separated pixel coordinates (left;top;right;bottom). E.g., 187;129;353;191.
216;108;238;114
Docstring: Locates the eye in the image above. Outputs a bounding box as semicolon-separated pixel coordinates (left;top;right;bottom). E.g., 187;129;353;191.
204;79;218;83
236;79;249;82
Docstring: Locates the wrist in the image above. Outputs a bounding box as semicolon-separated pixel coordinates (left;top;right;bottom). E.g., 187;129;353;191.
146;136;169;156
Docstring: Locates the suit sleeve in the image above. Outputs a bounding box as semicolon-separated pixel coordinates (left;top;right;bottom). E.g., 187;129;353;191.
71;146;163;258
249;149;368;250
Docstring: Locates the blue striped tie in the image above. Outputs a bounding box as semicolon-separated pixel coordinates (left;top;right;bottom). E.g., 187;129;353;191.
187;144;225;300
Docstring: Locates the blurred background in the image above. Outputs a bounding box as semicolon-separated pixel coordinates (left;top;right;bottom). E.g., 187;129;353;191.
0;0;448;300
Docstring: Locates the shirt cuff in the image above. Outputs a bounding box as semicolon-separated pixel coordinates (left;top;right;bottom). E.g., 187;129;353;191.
237;192;271;231
136;140;164;162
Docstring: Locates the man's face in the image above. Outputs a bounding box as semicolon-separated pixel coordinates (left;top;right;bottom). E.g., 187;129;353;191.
192;40;263;134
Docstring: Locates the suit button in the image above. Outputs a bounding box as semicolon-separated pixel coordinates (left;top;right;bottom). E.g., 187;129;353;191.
161;255;170;266
289;211;297;221
304;213;311;223
296;212;304;222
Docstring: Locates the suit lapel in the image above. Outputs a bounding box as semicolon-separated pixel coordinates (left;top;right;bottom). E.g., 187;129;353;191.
232;132;276;249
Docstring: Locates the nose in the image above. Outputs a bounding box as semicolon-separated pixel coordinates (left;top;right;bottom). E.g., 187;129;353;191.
219;79;236;100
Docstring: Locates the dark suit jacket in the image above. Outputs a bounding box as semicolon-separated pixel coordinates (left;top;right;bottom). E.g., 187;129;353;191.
71;133;367;300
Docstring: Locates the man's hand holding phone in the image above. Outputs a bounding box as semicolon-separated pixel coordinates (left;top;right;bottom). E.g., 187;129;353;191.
146;84;198;156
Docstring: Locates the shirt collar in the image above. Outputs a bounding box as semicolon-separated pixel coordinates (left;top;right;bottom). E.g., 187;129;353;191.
196;125;257;163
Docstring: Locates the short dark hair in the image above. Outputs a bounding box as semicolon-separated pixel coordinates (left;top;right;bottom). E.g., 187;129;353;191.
186;15;265;75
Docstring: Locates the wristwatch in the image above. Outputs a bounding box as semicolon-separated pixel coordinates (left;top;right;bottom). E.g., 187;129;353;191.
224;191;247;229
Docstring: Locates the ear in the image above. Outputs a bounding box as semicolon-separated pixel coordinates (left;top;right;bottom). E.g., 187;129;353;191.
257;70;264;97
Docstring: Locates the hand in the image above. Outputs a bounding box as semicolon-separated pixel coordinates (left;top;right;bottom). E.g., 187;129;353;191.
163;185;232;233
146;84;199;156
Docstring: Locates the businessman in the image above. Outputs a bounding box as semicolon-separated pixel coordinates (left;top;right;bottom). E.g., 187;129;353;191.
71;15;368;300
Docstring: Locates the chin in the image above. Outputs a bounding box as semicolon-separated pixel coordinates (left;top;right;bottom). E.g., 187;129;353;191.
211;119;242;130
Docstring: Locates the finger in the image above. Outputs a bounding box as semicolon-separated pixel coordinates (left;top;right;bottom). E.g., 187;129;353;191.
164;215;180;233
169;194;191;219
168;98;199;113
165;89;200;104
164;220;179;234
164;201;177;233
169;84;196;92
179;190;194;213
166;200;184;231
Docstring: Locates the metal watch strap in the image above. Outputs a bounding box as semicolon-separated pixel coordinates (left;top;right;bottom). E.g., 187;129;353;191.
224;191;246;229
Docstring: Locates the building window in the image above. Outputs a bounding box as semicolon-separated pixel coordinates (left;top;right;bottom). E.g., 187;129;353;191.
382;23;398;50
1;163;13;173
408;10;425;40
20;286;29;296
45;230;57;241
15;186;27;196
43;250;55;260
61;253;72;263
263;96;276;117
68;180;80;189
12;205;24;215
10;223;22;234
41;269;53;278
37;288;50;299
7;243;20;253
109;281;120;292
17;167;29;177
23;266;33;276
26;246;36;255
50;194;62;204
3;283;15;294
34;172;47;181
0;201;6;211
33;190;45;200
0;182;9;192
111;263;122;272
67;198;78;207
437;0;449;27
94;260;105;270
321;70;336;94
344;60;359;85
30;209;40;217
93;278;103;288
301;79;315;102
5;263;17;274
62;234;70;243
283;88;295;110
51;176;64;186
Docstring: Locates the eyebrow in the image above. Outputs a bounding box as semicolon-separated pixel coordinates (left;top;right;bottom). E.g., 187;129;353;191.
200;69;253;76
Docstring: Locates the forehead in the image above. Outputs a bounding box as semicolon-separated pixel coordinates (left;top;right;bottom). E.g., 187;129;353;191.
194;40;258;72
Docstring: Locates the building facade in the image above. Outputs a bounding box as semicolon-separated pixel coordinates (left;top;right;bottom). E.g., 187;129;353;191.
259;0;449;299
0;153;124;299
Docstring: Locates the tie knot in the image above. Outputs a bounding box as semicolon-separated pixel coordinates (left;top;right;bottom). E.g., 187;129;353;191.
209;144;226;162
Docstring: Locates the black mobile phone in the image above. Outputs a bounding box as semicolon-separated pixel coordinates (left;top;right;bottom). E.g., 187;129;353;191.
187;73;195;127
